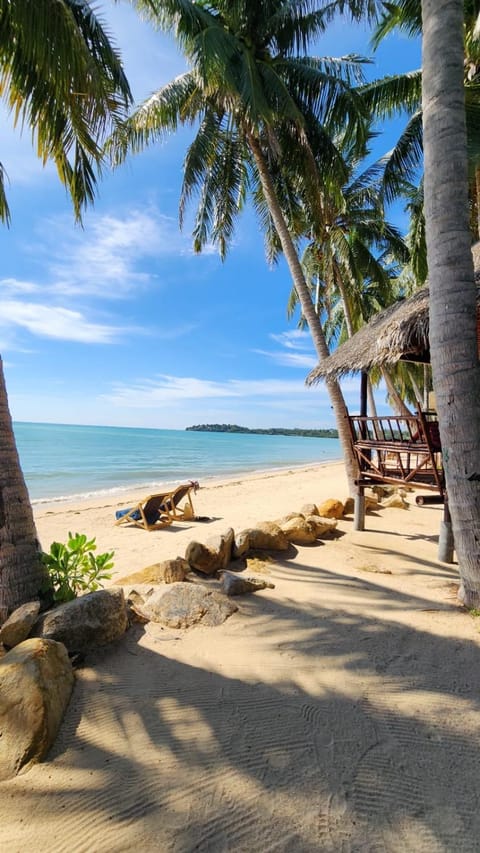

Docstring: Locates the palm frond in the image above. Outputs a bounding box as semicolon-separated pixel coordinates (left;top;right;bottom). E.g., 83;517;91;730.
0;0;132;219
360;70;421;119
371;0;421;49
0;161;11;225
379;110;423;204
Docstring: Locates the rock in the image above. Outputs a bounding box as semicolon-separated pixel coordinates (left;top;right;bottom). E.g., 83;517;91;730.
365;494;380;511
342;497;355;516
185;540;219;575
371;484;394;499
118;557;190;585
139;583;238;628
300;503;318;517
279;515;319;544
0;600;40;648
0;638;74;780
33;588;128;653
233;529;250;559
381;493;409;509
186;528;234;575
307;515;338;538
209;528;235;569
316;499;344;519
221;572;275;596
240;522;289;552
276;511;306;525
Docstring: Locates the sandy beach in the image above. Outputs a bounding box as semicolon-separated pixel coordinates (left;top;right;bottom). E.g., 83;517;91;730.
2;461;480;851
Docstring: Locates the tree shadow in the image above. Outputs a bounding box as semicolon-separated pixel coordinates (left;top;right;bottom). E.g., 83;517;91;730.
2;559;480;851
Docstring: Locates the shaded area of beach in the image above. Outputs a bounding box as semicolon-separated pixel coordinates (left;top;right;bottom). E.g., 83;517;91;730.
2;463;479;851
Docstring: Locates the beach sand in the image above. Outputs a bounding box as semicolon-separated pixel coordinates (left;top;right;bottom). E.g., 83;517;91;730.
2;461;480;851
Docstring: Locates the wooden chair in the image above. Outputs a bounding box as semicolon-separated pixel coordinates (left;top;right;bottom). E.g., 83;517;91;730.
115;482;198;531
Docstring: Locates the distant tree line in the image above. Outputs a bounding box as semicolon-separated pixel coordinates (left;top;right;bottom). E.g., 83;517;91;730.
185;424;339;438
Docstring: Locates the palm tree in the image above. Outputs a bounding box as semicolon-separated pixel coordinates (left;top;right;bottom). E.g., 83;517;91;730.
0;0;132;621
285;143;414;416
363;0;480;255
422;0;480;606
110;0;386;492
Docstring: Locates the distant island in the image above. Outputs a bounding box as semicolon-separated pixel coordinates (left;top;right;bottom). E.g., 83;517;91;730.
185;424;338;438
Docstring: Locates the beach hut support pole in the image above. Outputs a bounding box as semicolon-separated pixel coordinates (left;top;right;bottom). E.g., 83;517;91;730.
353;372;368;531
354;487;366;531
438;494;454;563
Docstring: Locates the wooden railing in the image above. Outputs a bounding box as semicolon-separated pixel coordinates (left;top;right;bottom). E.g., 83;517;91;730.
348;411;445;496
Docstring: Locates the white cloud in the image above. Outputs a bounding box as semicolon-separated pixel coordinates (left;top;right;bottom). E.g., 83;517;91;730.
253;328;317;369
254;348;317;369
269;330;313;350
1;278;42;295
36;208;191;298
103;374;325;408
0;301;124;344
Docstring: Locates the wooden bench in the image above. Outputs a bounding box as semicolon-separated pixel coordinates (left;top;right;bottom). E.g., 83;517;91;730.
348;411;445;498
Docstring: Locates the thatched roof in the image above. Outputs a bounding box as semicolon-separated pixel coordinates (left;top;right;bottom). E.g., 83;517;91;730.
306;282;480;385
307;287;431;384
307;243;480;385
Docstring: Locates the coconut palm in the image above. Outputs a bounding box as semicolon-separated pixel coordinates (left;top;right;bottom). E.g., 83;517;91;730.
110;0;387;492
353;0;480;603
0;0;132;621
421;0;480;606
363;0;480;255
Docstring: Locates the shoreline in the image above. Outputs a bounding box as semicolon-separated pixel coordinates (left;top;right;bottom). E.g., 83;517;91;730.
30;457;344;511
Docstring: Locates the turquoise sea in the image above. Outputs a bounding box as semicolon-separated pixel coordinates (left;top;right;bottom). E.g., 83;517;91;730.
13;422;342;504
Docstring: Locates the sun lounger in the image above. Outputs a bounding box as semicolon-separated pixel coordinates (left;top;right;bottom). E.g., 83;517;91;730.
115;481;199;531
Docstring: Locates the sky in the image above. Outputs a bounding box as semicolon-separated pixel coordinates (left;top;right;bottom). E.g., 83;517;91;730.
0;2;421;431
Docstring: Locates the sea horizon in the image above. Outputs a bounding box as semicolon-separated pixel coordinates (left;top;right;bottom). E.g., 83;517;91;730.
12;421;343;504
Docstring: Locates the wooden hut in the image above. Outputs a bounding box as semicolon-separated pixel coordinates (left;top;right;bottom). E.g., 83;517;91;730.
306;250;480;561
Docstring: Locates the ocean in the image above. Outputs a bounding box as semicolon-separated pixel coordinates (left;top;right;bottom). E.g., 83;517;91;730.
12;422;342;505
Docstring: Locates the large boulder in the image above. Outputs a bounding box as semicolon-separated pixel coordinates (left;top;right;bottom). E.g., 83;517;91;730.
278;515;319;544
118;557;190;585
33;587;128;653
307;515;338;538
185;528;234;575
0;600;40;649
0;638;74;780
316;499;344;519
138;583;238;628
239;522;289;552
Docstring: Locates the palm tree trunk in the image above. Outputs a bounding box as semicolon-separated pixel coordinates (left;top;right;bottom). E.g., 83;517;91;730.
382;368;412;417
0;359;46;621
476;166;480;239
247;133;358;494
422;0;480;606
367;378;378;417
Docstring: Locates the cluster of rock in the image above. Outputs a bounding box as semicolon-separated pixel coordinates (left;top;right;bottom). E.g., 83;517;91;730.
0;490;405;780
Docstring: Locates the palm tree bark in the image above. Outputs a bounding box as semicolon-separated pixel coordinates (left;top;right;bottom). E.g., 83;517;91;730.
0;360;46;621
422;0;480;606
382;368;413;417
247;132;359;494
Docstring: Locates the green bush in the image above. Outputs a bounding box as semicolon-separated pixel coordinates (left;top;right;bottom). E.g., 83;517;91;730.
41;532;114;604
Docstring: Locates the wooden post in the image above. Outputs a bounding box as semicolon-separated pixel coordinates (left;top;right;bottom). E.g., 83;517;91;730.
354;487;365;531
438;493;455;563
354;371;368;531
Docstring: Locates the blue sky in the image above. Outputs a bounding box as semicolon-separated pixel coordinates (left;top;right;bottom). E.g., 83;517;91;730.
0;2;421;430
